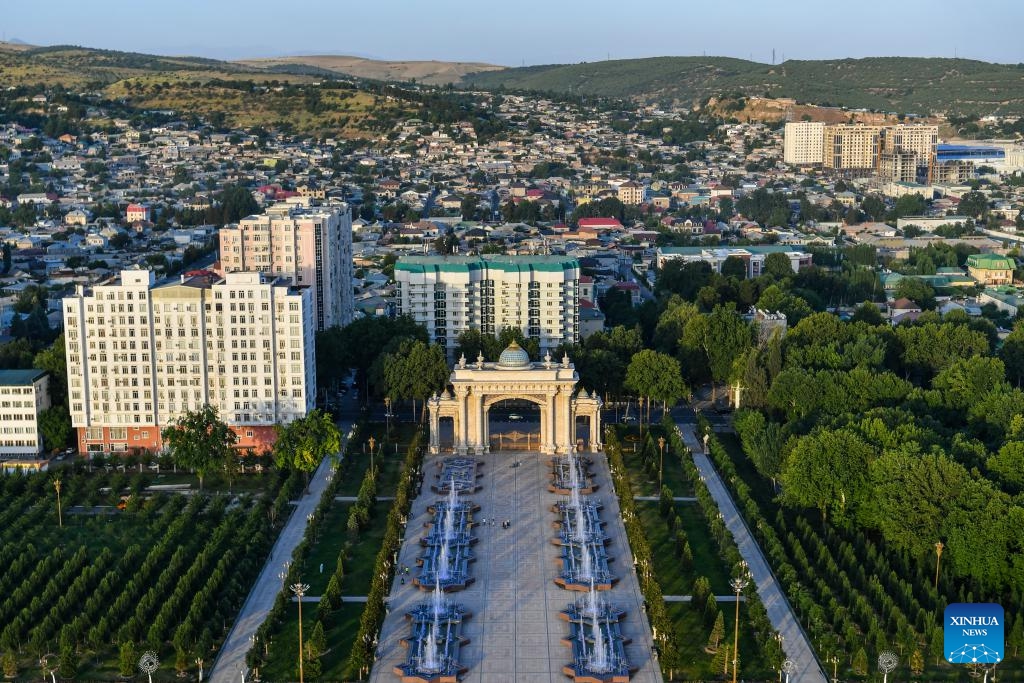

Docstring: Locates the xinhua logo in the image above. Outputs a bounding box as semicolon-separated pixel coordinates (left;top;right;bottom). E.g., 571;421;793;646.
944;603;1003;664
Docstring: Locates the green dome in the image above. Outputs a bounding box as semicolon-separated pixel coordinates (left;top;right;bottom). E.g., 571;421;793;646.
497;341;531;368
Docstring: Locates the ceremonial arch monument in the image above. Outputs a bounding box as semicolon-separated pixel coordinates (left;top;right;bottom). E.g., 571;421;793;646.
427;342;603;455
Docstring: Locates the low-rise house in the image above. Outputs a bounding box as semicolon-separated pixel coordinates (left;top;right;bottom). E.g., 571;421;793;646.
967;254;1014;286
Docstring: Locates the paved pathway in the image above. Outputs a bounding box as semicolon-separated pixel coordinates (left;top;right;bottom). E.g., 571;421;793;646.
369;450;662;683
633;496;696;502
335;495;395;502
209;454;338;683
662;595;745;603
677;423;827;683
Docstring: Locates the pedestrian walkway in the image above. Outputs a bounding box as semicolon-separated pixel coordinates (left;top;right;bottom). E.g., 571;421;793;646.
633;495;697;502
677;423;827;683
369;450;662;683
335;495;395;502
662;595;745;603
208;454;338;683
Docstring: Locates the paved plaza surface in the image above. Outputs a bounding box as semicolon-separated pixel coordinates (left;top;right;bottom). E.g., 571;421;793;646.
370;448;663;683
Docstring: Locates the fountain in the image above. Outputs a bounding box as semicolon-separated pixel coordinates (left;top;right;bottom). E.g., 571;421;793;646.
589;608;612;673
443;476;458;542
579;541;594;582
437;540;451;581
419;619;443;674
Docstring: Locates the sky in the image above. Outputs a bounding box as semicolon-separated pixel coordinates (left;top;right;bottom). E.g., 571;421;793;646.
5;0;1024;66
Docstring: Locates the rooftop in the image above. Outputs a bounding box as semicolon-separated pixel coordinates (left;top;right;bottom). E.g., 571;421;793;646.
396;255;579;274
0;369;47;386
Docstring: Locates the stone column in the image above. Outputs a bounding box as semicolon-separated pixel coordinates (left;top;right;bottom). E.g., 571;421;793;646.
480;397;489;453
559;388;572;454
544;393;556;454
428;406;440;454
592;405;603;451
455;388;469;455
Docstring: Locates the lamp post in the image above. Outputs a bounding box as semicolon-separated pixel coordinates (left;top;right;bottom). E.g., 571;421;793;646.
368;436;376;472
196;658;204;683
829;654;839;683
878;651;898;683
730;563;750;683
290;582;310;683
384;397;392;436
657;436;666;492
934;541;944;589
53;479;62;528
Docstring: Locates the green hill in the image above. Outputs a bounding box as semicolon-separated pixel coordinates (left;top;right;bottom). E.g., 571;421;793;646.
461;56;1024;116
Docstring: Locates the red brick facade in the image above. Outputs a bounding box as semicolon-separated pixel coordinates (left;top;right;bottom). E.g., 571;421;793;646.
77;424;278;456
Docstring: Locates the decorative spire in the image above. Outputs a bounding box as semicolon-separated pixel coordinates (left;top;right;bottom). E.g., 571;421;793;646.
458;353;467;369
561;352;570;368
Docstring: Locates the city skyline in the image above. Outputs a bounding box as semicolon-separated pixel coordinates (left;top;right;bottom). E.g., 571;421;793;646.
5;0;1024;65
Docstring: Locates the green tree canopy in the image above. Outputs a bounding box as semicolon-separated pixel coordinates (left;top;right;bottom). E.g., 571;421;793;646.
780;427;875;522
274;409;341;490
161;405;237;489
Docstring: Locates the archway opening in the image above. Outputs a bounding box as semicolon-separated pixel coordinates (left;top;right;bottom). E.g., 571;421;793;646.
437;416;456;453
488;398;541;452
574;414;593;453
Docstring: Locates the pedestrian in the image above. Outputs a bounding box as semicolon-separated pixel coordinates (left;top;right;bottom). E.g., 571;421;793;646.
400;577;405;585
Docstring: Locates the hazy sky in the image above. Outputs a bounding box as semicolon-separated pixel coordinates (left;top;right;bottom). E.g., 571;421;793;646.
6;0;1023;65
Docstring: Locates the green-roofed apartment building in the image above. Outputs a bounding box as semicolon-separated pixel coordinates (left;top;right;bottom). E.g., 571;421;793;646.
394;255;580;356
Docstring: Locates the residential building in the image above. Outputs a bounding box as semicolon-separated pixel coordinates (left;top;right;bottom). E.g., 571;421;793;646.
126;203;150;223
394;255;580;355
966;254;1014;286
219;202;354;330
63;269;315;455
617;181;645;205
823;124;882;172
0;369;50;456
656;246;812;278
783;121;825;165
878;124;938;182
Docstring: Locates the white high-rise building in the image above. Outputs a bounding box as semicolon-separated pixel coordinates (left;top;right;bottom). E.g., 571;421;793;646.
63;269;315;455
783;121;825;165
394;255;580;356
0;370;50;456
219;201;354;330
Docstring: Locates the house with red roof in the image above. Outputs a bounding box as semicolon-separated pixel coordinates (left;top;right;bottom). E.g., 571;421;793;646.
126;203;150;223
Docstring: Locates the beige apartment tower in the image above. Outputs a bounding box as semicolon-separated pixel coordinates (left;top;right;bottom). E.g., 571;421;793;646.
823;124;882;172
219;202;354;331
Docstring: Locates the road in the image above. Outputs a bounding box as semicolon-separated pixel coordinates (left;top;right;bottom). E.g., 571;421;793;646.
675;422;828;683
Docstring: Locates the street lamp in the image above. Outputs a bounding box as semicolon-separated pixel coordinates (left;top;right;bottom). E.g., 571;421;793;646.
730;563;750;683
878;651;898;683
290;582;310;683
53;479;62;528
657;436;666;492
934;541;945;589
368;436;376;472
828;654;839;683
384;397;392;436
196;658;204;683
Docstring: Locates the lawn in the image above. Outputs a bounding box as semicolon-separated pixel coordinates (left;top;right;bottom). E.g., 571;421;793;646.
664;601;774;681
617;425;695;497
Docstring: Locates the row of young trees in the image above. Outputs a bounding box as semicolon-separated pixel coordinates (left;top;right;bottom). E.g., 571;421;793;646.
0;466;300;679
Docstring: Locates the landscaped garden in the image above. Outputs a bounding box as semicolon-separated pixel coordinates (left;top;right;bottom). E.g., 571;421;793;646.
249;422;424;682
606;422;781;681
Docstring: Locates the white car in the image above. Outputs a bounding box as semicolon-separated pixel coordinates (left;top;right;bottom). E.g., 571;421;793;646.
509;414;524;421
